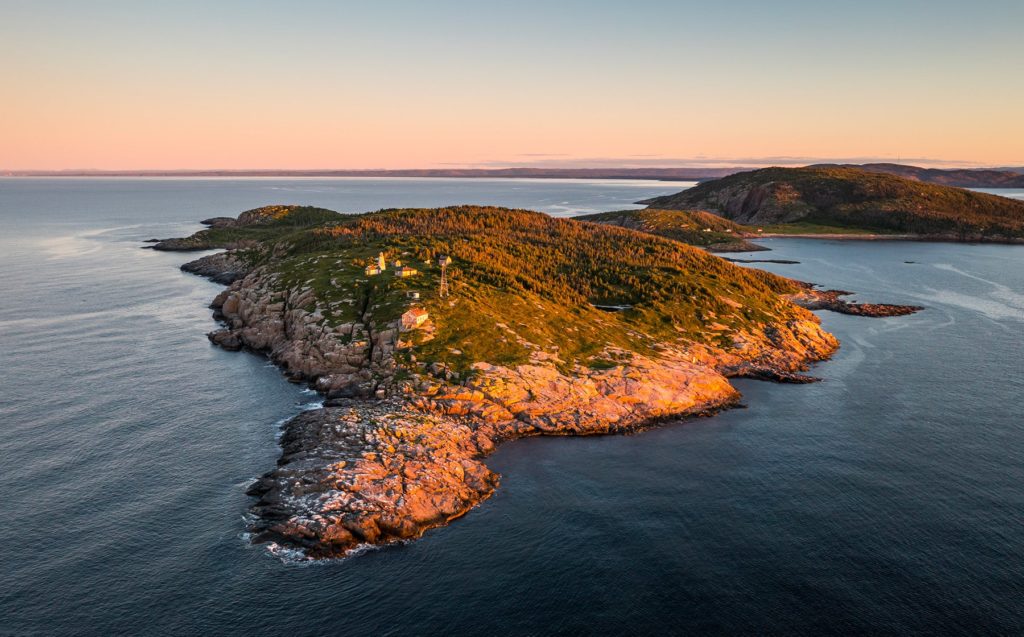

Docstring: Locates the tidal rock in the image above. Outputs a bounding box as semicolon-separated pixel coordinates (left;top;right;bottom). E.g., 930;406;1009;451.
208;330;242;351
788;284;923;317
181;252;253;284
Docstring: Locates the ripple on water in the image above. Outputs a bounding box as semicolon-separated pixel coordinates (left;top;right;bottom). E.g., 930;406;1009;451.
3;182;1024;635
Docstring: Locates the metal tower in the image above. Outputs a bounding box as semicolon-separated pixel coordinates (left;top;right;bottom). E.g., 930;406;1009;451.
438;255;451;298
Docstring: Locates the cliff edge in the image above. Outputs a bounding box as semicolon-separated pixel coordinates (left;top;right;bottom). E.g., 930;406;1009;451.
161;204;916;558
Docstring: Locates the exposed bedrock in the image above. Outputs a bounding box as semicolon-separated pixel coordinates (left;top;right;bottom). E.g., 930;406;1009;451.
196;261;840;558
788;285;923;317
180;252;254;285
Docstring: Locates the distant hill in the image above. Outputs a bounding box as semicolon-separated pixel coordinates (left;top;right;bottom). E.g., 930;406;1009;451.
576;209;763;251
812;163;1024;188
10;164;1024;186
641;166;1024;240
5;167;742;181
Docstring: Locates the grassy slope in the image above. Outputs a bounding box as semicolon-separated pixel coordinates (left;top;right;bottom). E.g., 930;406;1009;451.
642;167;1024;238
211;205;810;375
575;209;760;249
160;205;347;250
813;163;1024;189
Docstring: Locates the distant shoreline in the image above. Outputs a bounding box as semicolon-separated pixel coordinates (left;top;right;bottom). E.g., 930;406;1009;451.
5;165;1024;190
752;233;1024;245
0;168;731;181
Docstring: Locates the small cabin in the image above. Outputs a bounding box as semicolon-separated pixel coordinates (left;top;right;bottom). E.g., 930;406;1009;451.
407;291;421;300
364;265;382;276
393;259;403;268
400;307;429;331
395;266;419;277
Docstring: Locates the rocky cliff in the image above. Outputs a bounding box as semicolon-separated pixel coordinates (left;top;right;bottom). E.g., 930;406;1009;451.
161;204;918;559
206;259;836;558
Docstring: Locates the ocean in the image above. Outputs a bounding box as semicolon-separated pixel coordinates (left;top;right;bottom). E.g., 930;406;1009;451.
1;178;1022;635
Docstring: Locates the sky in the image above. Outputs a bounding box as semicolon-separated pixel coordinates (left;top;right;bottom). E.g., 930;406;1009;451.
1;0;1022;170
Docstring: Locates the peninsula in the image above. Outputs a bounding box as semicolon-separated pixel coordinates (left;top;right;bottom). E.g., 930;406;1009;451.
154;204;918;558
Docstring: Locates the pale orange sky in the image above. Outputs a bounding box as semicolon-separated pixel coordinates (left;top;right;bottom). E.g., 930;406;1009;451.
2;1;1022;170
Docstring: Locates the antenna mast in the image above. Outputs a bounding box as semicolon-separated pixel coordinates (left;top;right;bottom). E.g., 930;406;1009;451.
438;255;451;298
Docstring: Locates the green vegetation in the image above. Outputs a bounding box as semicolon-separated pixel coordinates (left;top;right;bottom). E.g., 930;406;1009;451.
757;223;888;235
576;209;762;250
205;205;812;375
642;166;1024;239
154;205;347;250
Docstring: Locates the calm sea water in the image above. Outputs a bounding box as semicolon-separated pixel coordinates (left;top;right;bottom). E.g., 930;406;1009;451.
1;178;1022;635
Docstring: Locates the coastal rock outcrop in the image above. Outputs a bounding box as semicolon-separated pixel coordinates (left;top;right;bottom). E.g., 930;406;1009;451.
788;284;923;317
195;256;839;558
246;401;498;558
208;268;392;398
162;204;920;560
181;251;254;284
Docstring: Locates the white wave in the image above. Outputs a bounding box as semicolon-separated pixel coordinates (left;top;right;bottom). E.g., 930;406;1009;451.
266;542;311;563
931;263;1024;313
922;289;1022;327
37;235;104;259
0;308;124;329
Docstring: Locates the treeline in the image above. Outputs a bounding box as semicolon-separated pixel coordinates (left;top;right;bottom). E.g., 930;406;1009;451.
577;208;760;248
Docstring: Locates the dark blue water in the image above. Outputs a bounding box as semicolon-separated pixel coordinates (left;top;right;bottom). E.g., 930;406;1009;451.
2;179;1023;635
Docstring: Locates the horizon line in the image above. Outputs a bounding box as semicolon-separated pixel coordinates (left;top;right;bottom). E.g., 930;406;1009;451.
5;162;1024;178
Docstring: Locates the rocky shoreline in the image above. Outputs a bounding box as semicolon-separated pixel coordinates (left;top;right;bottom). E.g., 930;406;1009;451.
788;285;923;317
198;258;831;558
180;255;913;560
156;205;923;560
756;232;1024;245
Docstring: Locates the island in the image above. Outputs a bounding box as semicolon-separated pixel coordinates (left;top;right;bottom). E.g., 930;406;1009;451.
640;166;1024;242
152;204;919;559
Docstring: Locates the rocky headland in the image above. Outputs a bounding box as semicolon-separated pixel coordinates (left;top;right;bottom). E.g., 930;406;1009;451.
161;204;918;559
640;166;1024;242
